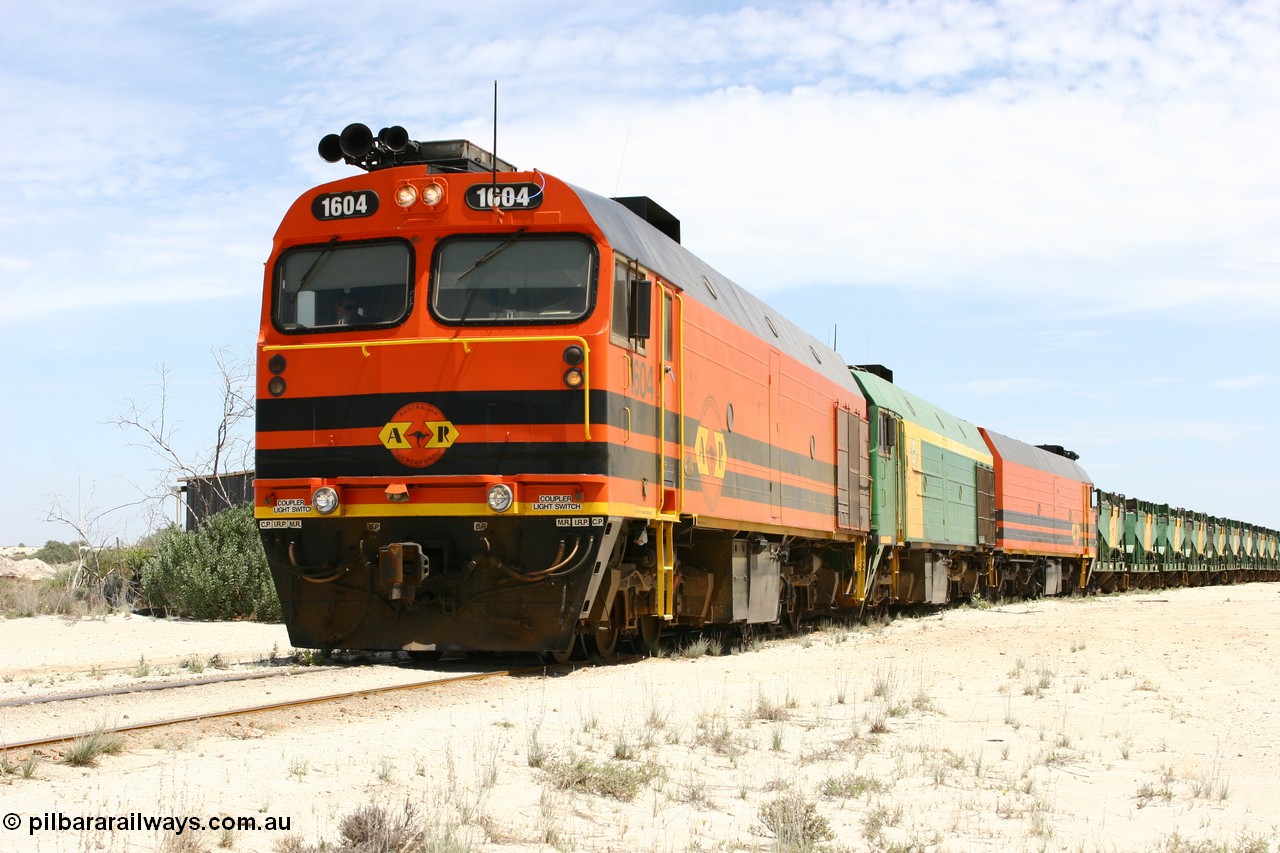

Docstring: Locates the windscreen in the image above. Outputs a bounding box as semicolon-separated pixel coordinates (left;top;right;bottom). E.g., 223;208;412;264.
431;235;596;325
273;239;411;331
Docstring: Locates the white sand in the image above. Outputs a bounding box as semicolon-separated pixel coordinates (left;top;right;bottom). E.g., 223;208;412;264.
1;583;1279;852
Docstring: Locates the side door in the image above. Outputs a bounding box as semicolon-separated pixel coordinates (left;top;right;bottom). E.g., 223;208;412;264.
872;409;901;542
836;406;870;532
975;464;996;546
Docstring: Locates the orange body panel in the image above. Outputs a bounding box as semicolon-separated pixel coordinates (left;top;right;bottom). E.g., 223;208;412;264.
979;428;1095;559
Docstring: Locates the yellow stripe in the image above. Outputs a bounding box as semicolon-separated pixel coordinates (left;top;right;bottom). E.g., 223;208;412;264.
256;501;644;520
900;420;993;465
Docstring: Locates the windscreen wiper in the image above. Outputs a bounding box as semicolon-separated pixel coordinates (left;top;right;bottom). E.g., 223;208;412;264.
297;236;340;293
456;228;527;282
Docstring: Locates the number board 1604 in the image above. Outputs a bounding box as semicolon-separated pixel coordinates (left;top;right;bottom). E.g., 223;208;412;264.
464;182;543;211
312;190;379;221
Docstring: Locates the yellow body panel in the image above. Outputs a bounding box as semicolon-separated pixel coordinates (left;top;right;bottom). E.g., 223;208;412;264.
899;420;993;542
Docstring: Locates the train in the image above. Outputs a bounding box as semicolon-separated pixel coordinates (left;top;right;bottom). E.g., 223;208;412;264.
253;123;1279;661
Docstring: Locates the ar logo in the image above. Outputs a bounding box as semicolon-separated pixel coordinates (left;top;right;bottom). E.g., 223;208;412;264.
379;402;458;468
691;395;729;510
694;426;728;479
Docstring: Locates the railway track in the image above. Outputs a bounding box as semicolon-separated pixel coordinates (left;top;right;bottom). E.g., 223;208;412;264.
0;659;548;754
0;665;337;709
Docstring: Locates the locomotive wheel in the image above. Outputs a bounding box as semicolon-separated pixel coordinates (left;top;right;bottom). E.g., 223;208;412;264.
585;620;621;663
635;615;663;656
541;632;577;665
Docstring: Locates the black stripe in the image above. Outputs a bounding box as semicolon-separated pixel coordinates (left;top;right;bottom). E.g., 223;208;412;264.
996;525;1080;547
259;440;637;479
260;388;842;494
683;466;837;518
259;389;604;431
259;441;840;520
995;509;1079;532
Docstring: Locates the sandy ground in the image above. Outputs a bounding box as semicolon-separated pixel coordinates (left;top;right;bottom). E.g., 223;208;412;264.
1;584;1279;853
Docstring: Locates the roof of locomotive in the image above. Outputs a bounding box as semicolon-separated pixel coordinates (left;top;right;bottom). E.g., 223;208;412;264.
980;428;1093;484
850;368;990;456
567;182;864;396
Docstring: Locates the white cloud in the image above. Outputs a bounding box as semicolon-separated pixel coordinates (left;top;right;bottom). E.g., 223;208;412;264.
1210;375;1272;391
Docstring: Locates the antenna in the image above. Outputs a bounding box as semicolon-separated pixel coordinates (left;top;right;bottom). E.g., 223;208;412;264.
614;122;632;197
491;80;498;193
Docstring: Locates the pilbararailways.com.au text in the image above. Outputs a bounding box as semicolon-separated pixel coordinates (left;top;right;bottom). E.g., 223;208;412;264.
6;811;292;836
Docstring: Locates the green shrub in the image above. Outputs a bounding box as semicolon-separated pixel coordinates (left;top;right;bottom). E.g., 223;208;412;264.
0;568;118;619
31;540;81;565
757;792;833;850
140;506;280;622
543;753;662;801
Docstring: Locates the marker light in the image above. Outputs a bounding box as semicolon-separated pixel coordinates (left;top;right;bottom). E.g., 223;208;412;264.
313;487;339;515
268;376;287;397
563;345;584;366
395;185;418;207
422;182;444;206
486;483;514;513
563;368;585;388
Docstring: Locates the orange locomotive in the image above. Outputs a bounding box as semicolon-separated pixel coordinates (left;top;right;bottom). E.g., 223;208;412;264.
254;125;871;658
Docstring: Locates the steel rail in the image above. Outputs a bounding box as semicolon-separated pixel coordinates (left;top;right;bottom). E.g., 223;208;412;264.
0;666;340;709
1;665;546;753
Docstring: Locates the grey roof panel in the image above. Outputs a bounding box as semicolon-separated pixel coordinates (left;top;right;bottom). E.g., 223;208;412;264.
569;184;862;393
982;428;1093;483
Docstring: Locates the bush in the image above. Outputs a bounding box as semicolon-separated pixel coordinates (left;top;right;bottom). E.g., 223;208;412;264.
0;568;116;619
757;792;833;850
276;800;441;853
140;506;280;622
31;539;82;565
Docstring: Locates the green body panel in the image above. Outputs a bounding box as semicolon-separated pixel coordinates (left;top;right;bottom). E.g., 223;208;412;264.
919;439;980;545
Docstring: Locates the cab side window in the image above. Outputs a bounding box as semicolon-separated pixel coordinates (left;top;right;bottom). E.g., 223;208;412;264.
610;257;649;352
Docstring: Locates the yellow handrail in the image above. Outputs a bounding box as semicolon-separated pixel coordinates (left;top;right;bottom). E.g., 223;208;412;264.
655;520;675;620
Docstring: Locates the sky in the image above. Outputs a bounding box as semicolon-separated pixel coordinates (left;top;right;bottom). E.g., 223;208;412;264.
2;0;1278;546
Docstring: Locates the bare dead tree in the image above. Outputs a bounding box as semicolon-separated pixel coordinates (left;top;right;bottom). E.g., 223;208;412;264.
105;346;254;531
44;478;142;597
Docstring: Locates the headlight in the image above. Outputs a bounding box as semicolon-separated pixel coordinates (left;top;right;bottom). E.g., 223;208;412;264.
313;487;339;515
486;483;514;513
422;182;444;206
395;184;418;207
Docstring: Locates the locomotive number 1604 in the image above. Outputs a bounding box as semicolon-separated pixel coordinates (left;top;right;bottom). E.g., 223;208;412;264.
311;190;379;220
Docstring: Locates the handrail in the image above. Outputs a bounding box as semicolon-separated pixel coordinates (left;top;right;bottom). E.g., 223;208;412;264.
656;290;687;517
262;334;592;439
